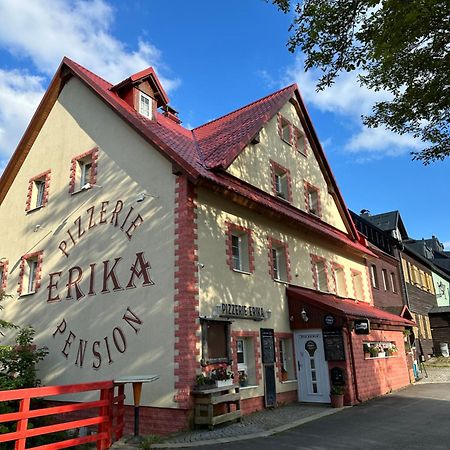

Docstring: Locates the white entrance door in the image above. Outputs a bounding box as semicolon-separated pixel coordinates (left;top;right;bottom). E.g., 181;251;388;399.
295;330;330;403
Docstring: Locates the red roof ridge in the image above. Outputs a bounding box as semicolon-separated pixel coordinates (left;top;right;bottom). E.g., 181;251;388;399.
193;83;297;132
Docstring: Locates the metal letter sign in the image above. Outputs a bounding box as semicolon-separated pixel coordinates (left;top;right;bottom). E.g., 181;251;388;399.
354;319;370;335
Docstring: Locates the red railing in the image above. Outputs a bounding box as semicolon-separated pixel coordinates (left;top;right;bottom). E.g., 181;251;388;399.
0;380;125;450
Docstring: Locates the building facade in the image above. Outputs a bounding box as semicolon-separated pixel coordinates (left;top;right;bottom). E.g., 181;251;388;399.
0;58;413;434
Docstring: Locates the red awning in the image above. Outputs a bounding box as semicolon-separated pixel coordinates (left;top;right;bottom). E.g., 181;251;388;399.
286;285;415;327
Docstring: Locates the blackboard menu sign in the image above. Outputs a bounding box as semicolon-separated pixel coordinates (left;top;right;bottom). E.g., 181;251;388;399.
263;364;276;407
323;329;345;361
260;328;275;364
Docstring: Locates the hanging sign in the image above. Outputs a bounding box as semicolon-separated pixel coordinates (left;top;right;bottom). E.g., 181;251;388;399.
354;318;370;335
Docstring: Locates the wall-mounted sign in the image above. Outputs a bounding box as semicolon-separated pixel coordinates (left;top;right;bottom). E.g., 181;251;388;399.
260;328;275;364
354;319;370;335
324;314;335;327
323;329;345;361
214;303;268;321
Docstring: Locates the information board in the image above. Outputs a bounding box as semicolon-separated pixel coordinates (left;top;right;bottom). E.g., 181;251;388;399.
260;328;275;364
322;329;345;361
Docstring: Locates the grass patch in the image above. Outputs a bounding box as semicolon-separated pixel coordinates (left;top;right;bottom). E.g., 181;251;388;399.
140;434;164;449
424;357;450;367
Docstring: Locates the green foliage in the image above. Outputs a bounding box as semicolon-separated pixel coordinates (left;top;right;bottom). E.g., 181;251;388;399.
0;326;48;390
0;288;17;332
140;434;164;449
270;0;450;164
330;385;345;395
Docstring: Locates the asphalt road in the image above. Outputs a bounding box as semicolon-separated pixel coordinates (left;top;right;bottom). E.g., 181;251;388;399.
206;383;450;450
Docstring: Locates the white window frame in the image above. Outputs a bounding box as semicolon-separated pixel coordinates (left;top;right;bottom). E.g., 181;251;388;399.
333;266;346;297
314;259;328;292
139;92;152;118
307;187;320;216
35;180;45;208
26;258;38;294
230;231;250;273
382;269;389;291
271;245;288;282
79;160;92;189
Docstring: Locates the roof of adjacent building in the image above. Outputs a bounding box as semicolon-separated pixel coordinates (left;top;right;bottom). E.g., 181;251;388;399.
0;57;375;257
363;210;408;240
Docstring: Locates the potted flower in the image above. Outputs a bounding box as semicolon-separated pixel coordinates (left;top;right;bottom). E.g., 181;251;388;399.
369;346;379;358
281;368;288;382
239;371;248;387
210;367;234;388
330;385;345;408
195;373;215;390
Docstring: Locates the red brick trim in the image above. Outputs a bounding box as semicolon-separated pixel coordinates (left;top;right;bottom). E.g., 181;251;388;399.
270;160;293;202
274;332;294;382
231;330;262;386
304;180;322;217
68;146;99;193
293;125;307;156
330;262;347;297
350;268;364;301
173;175;199;409
225;222;255;273
17;251;44;296
310;253;330;291
268;236;291;283
25;170;51;211
0;259;9;290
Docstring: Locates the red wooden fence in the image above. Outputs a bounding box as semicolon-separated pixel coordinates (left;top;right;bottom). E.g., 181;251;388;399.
0;380;125;450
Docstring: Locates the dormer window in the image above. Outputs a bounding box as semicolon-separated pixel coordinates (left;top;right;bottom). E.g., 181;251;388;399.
139;92;153;119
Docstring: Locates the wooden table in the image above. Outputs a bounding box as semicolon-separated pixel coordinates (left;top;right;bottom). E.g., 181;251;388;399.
192;384;241;430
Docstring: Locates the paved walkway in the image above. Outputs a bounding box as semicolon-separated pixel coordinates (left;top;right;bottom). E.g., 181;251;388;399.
110;403;343;449
111;365;450;449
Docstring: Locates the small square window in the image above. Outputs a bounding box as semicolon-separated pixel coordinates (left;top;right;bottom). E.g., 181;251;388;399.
69;148;98;194
139;92;153;118
305;182;321;217
271;161;291;202
18;252;43;296
26;171;50;212
312;256;328;292
227;223;253;273
270;239;289;282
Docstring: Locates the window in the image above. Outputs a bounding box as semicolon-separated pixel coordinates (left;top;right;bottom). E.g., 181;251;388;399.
269;238;289;282
18;251;43;296
0;260;8;290
390;272;397;293
279;115;291;143
304;182;321;217
279;337;295;381
235;335;257;386
226;223;253;273
363;341;399;359
270;161;292;201
332;264;347;297
401;258;410;283
381;269;389;291
293;126;306;156
351;270;364;301
25;170;51;212
370;265;379;289
69;147;98;193
138;92;153;118
201;319;231;366
311;256;328;292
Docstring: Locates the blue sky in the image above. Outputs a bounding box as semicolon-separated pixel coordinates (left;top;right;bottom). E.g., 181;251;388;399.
0;0;448;247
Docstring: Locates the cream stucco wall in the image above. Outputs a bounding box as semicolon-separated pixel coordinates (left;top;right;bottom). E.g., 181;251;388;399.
196;188;370;399
0;77;177;408
227;100;347;232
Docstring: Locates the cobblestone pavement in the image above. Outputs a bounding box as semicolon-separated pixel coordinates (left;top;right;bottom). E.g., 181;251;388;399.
110;403;341;449
416;365;450;383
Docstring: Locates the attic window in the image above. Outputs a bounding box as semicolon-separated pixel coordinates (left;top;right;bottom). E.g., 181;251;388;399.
25;170;51;212
304;182;321;217
69;147;99;194
270;160;292;202
139;92;153;119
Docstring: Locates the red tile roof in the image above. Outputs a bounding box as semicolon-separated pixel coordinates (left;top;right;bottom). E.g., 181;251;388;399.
193;85;296;168
0;57;371;257
287;285;416;327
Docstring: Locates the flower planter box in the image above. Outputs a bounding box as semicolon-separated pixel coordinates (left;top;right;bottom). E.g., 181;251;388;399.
215;379;234;388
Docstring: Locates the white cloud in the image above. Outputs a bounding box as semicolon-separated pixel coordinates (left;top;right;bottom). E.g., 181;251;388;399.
0;0;179;171
0;69;45;162
285;56;420;158
443;242;450;251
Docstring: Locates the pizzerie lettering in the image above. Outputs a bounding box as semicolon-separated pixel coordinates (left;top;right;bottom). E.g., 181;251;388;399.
58;200;144;258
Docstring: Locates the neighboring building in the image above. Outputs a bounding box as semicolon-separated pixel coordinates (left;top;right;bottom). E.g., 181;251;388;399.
0;58;413;435
361;210;440;359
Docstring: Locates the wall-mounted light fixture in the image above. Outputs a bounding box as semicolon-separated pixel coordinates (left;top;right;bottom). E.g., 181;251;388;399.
136;191;159;203
80;183;102;191
301;308;309;322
